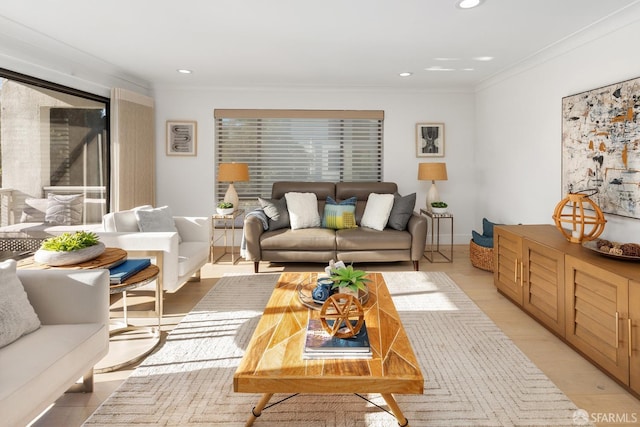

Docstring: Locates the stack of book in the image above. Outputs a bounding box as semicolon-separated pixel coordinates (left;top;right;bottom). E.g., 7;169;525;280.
108;258;151;284
303;318;372;359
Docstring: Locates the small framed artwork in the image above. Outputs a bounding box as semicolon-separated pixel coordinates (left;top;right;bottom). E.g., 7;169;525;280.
166;120;197;156
416;123;445;157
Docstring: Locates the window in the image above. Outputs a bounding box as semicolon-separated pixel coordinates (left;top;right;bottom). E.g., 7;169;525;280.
214;109;383;209
0;69;109;226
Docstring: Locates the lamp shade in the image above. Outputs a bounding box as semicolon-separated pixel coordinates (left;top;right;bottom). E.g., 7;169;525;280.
418;162;448;181
217;163;249;182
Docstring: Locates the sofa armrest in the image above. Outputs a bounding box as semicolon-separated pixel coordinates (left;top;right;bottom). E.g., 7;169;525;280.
18;269;109;326
174;216;211;243
243;215;265;261
407;213;427;261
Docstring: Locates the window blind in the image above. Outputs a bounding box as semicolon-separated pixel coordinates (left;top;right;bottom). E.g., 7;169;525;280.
214;109;383;210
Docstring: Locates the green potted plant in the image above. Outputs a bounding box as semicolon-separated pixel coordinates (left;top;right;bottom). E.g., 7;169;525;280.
431;201;448;214
329;264;371;297
216;201;234;215
34;231;105;266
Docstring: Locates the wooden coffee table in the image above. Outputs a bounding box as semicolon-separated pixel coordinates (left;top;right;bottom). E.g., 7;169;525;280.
234;272;423;426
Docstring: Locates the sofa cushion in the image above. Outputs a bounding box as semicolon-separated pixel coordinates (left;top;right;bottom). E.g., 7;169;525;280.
360;193;394;231
135;206;182;242
388;192;416;231
0;260;40;348
45;194;83;225
258;197;290;230
177;242;210;277
336;227;411;250
284;192;321;230
261;228;336;251
20;198;48;223
322;196;357;230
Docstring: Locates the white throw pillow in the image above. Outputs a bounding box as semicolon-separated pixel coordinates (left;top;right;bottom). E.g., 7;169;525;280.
284;192;321;230
135;206;182;242
0;260;41;348
360;193;395;231
45;194;84;225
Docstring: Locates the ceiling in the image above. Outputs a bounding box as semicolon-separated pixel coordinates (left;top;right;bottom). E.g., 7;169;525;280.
0;0;638;91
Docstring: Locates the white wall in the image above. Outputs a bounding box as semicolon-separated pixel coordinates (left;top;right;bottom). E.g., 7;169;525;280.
475;12;640;242
153;87;476;243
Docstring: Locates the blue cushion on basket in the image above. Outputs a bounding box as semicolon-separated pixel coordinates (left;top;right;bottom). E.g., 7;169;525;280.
472;230;494;248
482;218;497;238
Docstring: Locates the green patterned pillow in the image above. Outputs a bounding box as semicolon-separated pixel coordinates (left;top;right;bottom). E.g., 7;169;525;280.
322;196;358;230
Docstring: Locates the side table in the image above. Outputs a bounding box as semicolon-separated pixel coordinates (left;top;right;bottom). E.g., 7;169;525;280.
211;208;244;264
420;208;454;263
95;264;161;373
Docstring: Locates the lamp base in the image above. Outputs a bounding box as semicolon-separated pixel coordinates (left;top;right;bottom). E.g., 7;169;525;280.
426;181;440;211
224;182;239;209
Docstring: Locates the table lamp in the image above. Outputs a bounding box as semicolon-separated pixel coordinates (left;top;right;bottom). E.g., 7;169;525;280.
217;162;249;209
418;162;448;211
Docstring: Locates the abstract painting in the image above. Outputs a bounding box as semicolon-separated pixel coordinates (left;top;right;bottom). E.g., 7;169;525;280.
562;77;640;219
166;120;197;156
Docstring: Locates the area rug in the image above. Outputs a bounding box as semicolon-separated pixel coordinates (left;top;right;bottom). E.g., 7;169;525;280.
84;272;587;426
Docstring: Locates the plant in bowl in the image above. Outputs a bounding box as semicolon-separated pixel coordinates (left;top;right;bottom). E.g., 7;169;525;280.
329;264;371;296
431;201;448;214
216;201;234;215
35;231;106;266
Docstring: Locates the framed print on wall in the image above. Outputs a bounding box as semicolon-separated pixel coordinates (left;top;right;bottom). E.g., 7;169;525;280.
166;120;197;156
416;123;445;157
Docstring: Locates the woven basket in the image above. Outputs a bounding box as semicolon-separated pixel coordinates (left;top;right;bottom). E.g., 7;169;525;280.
469;239;494;272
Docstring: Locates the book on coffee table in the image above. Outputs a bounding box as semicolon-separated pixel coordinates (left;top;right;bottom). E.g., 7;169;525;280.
109;258;151;284
303;318;371;358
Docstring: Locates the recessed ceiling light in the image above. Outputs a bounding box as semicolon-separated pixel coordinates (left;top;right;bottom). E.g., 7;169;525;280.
463;68;475;71
434;57;460;61
399;72;413;77
425;66;455;72
473;56;494;61
177;69;193;74
456;0;484;9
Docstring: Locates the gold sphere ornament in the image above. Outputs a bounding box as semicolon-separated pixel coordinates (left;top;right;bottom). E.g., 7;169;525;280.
552;191;606;243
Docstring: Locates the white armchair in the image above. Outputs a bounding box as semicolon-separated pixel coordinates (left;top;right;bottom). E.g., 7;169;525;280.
96;207;211;315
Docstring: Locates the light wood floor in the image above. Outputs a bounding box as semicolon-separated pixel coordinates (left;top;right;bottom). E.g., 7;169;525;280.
30;246;640;427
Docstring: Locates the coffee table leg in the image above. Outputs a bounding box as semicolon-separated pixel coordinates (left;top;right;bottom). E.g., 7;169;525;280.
245;393;273;427
381;393;409;427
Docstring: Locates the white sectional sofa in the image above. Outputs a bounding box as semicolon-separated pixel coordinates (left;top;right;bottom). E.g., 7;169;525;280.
0;268;109;427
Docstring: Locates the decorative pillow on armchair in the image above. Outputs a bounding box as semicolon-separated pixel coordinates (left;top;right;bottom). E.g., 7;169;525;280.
20;198;48;223
322;196;357;230
135;205;182;242
44;194;83;225
284;192;321;230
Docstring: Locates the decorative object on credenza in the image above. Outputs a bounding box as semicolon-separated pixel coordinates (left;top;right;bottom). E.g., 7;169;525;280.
431;201;448;214
34;231;105;266
418;162;448;211
562;76;640;219
552;190;606;243
216;201;234;215
416;122;445;157
582;239;640;261
166;120;197;156
217;162;249;209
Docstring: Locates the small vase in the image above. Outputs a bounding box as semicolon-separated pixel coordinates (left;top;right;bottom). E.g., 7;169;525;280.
34;242;106;266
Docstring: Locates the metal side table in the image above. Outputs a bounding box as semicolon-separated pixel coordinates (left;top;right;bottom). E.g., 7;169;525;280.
211;209;244;264
420;208;453;263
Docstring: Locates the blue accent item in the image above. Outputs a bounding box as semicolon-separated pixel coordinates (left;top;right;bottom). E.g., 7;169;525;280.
312;280;333;302
109;258;151;284
483;217;497;238
472;230;494;248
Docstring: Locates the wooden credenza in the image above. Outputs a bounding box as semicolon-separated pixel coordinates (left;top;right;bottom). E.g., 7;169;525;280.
494;224;640;396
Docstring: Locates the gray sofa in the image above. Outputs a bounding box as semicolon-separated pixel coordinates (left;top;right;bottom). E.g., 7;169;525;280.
243;182;427;273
